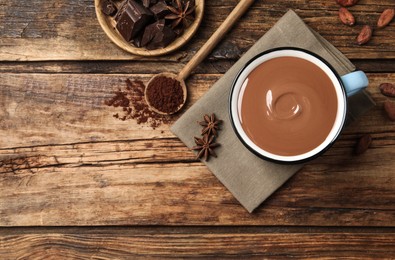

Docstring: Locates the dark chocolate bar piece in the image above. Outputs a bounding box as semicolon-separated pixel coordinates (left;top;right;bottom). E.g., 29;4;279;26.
146;24;176;49
116;0;153;42
101;0;117;16
142;0;158;8
142;0;151;7
132;33;144;47
150;1;170;19
154;26;176;48
115;1;127;21
141;19;165;47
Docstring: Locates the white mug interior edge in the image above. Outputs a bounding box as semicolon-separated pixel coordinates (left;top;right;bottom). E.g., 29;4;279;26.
230;49;347;162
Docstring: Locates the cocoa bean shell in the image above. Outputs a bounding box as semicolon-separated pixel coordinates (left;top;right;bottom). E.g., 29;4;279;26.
379;83;395;97
339;7;355;26
354;134;372;155
336;0;359;7
377;9;395;29
384;100;395;121
356;25;372;45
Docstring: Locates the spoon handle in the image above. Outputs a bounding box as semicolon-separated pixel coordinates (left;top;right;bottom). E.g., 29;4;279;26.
177;0;256;81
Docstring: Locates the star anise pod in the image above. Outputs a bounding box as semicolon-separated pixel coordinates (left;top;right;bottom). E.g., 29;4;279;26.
191;134;220;161
165;0;196;29
199;113;222;137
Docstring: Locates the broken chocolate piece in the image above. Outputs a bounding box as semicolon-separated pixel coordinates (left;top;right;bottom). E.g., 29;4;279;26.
101;0;117;16
141;0;158;7
116;0;153;42
150;1;170;18
141;19;176;49
132;33;144;47
146;25;176;49
142;0;151;7
141;19;165;47
173;26;184;36
115;1;127;21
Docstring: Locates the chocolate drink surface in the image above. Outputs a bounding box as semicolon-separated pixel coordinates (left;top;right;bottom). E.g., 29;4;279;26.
239;56;338;156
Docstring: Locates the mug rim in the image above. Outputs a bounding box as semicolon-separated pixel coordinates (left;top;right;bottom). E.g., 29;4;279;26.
229;47;348;164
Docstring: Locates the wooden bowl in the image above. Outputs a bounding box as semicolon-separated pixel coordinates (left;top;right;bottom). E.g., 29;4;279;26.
94;0;204;57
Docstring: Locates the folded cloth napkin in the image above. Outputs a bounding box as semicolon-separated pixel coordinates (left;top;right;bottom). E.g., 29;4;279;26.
171;10;375;213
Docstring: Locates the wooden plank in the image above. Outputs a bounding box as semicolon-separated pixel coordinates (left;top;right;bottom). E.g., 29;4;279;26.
0;133;394;226
0;73;214;147
1;227;395;258
1;72;394;148
1;73;394;226
0;59;394;74
1;0;395;61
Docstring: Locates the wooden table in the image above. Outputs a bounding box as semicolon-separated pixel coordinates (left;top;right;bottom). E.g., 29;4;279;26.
1;0;395;258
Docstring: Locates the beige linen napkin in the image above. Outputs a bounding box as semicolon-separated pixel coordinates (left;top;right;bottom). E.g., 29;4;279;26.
171;10;375;213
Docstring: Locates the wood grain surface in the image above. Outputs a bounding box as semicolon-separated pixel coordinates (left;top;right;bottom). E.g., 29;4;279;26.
1;0;395;61
0;73;394;226
1;0;395;258
1;227;395;259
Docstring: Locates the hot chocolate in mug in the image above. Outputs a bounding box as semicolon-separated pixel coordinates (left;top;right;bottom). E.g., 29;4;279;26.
229;47;369;164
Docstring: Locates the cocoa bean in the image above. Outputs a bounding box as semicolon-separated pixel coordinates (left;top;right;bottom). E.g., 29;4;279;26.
356;25;372;45
377;9;395;29
379;83;395;97
339;7;355;26
336;0;358;7
384;100;395;121
354;134;372;155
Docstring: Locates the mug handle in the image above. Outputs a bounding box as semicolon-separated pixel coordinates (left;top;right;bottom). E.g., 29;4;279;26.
341;71;369;96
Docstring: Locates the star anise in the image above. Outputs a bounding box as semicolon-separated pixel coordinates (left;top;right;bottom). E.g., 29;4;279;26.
165;0;196;29
199;113;222;137
191;134;220;161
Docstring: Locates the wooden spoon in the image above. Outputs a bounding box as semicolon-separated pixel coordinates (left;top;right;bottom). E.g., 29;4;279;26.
145;0;256;115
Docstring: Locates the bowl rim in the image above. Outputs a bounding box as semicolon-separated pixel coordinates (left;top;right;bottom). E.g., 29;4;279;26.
94;0;205;57
228;47;348;165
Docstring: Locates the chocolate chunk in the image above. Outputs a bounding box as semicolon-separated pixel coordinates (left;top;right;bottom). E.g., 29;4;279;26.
141;0;158;8
142;0;151;7
115;1;127;21
116;0;153;42
173;26;184;36
150;1;170;18
132;33;144;47
146;24;176;50
101;0;117;16
141;19;165;47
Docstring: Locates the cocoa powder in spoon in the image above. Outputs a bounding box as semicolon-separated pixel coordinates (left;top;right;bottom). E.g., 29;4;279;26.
145;75;184;114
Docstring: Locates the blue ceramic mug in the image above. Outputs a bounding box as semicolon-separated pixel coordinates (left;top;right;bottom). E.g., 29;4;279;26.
229;47;369;164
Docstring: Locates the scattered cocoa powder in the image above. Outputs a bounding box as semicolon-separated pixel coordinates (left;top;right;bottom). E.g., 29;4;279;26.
104;89;130;108
146;76;184;114
105;79;171;128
